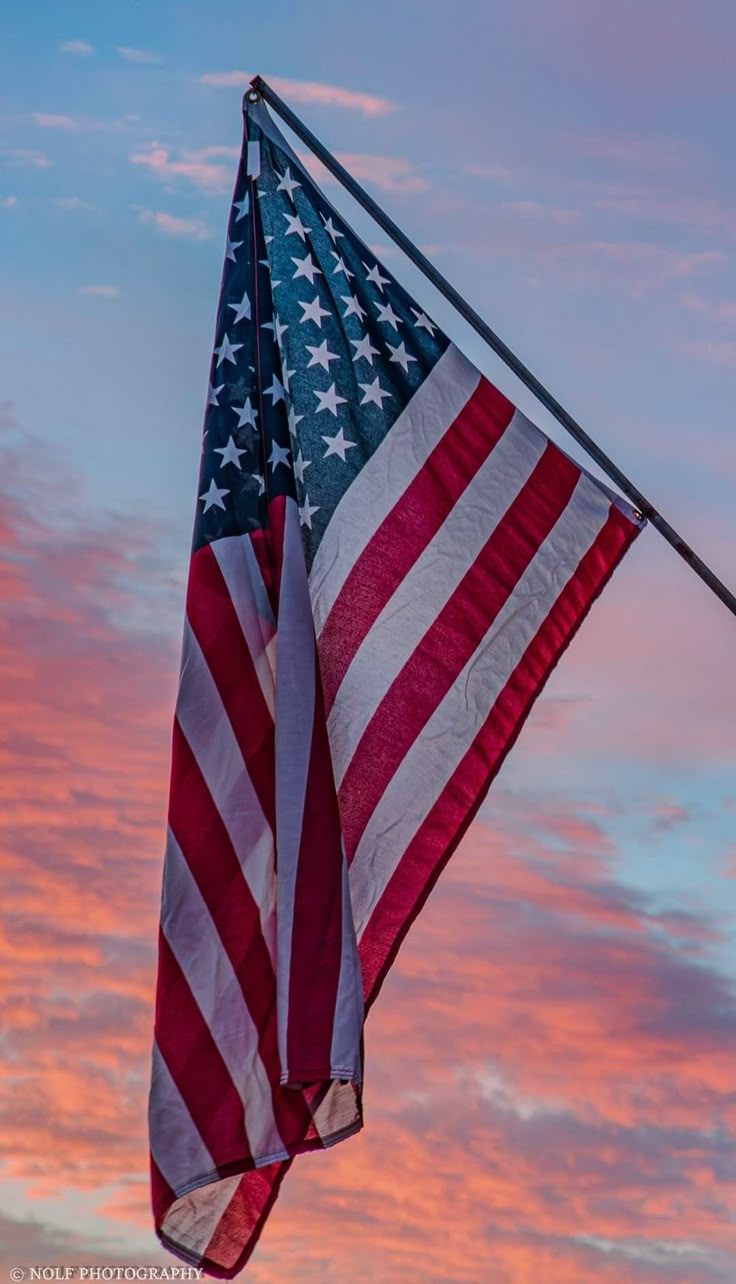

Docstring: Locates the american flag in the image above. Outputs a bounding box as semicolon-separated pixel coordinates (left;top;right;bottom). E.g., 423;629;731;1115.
149;94;644;1274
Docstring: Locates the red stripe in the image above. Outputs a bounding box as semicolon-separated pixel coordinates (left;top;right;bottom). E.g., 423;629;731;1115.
285;654;346;1081
249;525;279;615
358;504;640;1005
318;376;515;714
154;929;252;1167
169;722;313;1145
150;1153;176;1223
339;442;580;858
186;544;275;828
201;1161;292;1279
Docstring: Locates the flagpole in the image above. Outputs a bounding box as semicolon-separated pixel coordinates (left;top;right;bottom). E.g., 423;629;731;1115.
248;76;736;621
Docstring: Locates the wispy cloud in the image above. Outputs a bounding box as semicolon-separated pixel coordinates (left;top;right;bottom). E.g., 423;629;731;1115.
78;285;118;298
137;208;210;240
5;148;53;169
58;39;94;56
537;241;723;297
465;163;515;182
32;112;81;131
299;149;428;194
508;199;580;225
117;46;162;64
130;142;238;193
571;132;689;170
680;293;736;327
585;181;736;240
52;196;96;211
679;339;736;370
1;195;18;208
200;71;395;116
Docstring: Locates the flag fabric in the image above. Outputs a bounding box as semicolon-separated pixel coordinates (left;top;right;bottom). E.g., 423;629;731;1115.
149;92;645;1276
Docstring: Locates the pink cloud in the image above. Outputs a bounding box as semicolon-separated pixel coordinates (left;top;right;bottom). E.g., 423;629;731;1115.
137;208;210;240
32;112;80;130
8;148;53;168
200;71;395;116
117;46;161;64
679;338;736;369
58;40;95;56
130;142;239;193
298;149;429;194
508;198;579;225
536;241;724;296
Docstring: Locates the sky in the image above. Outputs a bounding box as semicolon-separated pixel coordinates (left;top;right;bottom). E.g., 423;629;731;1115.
1;1;736;1280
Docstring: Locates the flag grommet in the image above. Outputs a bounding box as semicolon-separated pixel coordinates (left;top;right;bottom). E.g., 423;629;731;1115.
245;87;261;104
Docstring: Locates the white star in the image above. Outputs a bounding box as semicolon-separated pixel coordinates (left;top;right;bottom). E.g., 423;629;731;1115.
282;211;311;240
208;381;225;406
314;383;347;416
232;397;258;429
375;300;402;330
276;167;301;199
281;365;296;393
359;376;392;408
265;374;286;405
298;493;320;529
364;262;390;292
293;449;311;483
233;194;250;221
292;252;322;284
288;404;304;436
321;213;344;242
225;236;243;262
200;478;229;512
250;472;265;496
214;333;243;366
214;435;247;469
341;294;366;321
411;307;436;335
261;314;288;345
268;439;291;472
228;289;251;324
322;426;357;461
387;340;417;373
331;252;354;279
306;339;339;371
350;333;379;365
299;296;331;328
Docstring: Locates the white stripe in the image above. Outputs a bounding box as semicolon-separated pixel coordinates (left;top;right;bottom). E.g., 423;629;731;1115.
176;621;276;956
327;409;546;788
161;827;286;1163
149;1040;216;1195
274;500;317;1083
160;1173;242;1261
329;842;364;1080
349;472;613;939
309;343;480;637
213;534;276;717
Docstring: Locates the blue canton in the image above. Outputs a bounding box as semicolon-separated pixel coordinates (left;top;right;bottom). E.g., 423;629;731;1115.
194;99;448;568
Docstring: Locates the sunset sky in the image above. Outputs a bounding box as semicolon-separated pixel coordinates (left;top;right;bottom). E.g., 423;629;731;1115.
2;1;736;1280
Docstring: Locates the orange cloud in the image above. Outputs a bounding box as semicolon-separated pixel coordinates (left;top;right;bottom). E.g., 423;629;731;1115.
1;419;734;1281
199;72;395;117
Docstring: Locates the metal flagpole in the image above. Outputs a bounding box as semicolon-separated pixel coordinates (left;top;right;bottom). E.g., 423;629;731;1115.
248;75;736;621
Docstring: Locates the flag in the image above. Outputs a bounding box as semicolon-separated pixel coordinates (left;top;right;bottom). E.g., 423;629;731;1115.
149;91;645;1275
